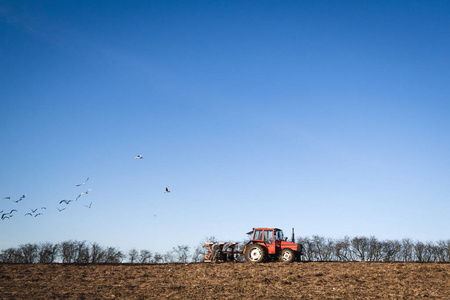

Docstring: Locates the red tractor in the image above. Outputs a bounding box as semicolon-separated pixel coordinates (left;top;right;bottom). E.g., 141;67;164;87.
203;228;303;263
243;228;303;262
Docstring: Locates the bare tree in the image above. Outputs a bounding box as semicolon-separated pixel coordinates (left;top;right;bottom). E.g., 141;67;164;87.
322;238;335;261
75;241;90;263
104;247;123;263
128;248;139;263
61;240;77;263
162;251;174;263
351;237;369;261
381;240;401;262
436;240;450;262
367;236;382;262
38;242;60;263
0;248;24;263
413;241;425;262
400;238;414;262
311;236;327;261
334;237;353;261
191;246;204;263
173;245;190;263
422;242;436;262
297;237;315;261
153;252;163;264
139;250;152;263
19;243;39;264
90;243;105;263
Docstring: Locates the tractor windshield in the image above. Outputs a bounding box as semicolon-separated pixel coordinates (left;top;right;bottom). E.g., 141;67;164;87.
253;230;263;241
275;230;284;241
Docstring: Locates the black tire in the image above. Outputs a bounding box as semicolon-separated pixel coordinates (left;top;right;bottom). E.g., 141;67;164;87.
279;248;295;262
245;244;266;263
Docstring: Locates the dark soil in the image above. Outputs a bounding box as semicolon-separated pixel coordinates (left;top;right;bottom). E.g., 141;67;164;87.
1;262;449;299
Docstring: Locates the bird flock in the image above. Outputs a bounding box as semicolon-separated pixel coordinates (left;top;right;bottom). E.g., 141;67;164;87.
2;155;170;222
2;178;92;221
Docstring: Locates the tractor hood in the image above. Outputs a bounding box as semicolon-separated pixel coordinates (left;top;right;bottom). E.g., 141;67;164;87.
280;240;302;252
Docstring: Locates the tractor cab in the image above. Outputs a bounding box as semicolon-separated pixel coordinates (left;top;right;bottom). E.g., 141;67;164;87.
251;228;285;243
245;228;303;262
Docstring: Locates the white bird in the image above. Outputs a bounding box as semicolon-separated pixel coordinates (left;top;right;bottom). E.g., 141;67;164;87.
135;155;143;159
76;189;91;201
76;177;89;186
165;187;170;193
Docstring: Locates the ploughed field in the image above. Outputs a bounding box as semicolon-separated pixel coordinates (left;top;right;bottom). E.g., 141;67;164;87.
1;262;450;299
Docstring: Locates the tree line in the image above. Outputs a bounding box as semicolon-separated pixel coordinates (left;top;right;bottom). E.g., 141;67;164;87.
298;236;450;262
1;236;449;264
0;241;191;264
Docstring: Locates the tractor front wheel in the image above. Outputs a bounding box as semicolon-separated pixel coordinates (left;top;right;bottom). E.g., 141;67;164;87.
279;248;295;262
245;244;266;263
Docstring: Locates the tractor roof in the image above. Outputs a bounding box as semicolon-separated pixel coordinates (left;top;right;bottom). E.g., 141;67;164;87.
247;228;282;234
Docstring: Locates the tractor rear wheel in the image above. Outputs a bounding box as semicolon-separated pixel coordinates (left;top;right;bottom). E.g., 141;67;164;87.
279;248;295;262
245;244;266;263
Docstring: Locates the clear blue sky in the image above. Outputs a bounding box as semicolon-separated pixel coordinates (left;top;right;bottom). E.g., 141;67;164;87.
1;1;449;254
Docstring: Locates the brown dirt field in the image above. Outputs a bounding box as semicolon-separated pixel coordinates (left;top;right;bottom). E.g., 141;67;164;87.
1;262;449;299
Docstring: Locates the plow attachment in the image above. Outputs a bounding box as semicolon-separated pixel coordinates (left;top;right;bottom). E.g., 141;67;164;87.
203;242;242;262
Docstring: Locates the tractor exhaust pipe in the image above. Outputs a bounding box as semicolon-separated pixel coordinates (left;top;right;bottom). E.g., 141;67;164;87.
292;228;295;243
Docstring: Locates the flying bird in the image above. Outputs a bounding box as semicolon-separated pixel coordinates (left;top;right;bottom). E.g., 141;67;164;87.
3;197;10;200
1;210;15;220
41;207;46;210
76;189;91;201
34;213;42;217
165;187;170;193
9;209;17;214
135;155;143;159
14;194;26;203
25;213;32;216
76;177;90;186
57;208;65;212
59;200;73;205
84;202;92;209
31;209;38;213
